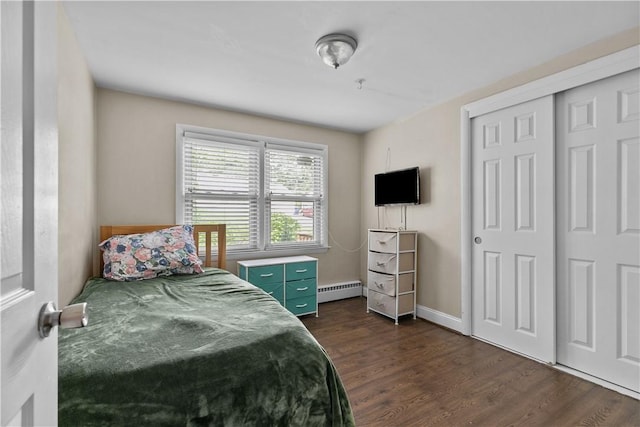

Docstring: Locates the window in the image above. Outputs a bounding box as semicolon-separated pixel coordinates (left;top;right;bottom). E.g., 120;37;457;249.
176;125;328;256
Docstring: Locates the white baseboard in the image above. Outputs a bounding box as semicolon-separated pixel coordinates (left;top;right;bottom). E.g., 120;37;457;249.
416;305;464;333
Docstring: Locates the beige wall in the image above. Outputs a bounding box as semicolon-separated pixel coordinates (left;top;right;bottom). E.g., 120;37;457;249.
57;5;98;306
361;28;640;318
60;18;637;308
96;89;363;285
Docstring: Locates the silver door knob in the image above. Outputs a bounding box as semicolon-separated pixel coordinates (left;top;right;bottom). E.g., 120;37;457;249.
38;301;88;338
474;236;482;244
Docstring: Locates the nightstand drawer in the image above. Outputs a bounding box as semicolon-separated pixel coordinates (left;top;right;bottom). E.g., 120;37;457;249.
368;291;414;318
248;265;284;285
369;231;397;253
285;295;317;316
257;282;284;304
368;252;396;274
286;278;316;299
368;251;414;274
285;261;316;281
367;271;415;296
368;271;396;296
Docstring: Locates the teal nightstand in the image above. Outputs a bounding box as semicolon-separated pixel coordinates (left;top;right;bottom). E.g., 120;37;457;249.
237;256;318;317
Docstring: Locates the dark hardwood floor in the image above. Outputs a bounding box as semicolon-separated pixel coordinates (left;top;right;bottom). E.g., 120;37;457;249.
302;297;640;427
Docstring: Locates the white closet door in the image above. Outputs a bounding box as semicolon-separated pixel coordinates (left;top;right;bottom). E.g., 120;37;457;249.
471;95;555;363
557;69;640;392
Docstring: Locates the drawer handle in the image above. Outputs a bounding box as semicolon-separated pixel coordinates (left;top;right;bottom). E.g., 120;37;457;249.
260;273;274;277
295;303;308;308
376;235;395;244
296;287;309;291
375;256;395;267
295;269;308;273
375;282;384;289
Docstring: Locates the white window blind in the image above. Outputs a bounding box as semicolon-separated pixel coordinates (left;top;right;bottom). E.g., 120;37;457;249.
177;126;328;256
265;145;325;248
181;134;261;251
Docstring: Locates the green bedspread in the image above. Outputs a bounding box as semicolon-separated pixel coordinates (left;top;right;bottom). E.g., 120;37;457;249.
59;269;354;427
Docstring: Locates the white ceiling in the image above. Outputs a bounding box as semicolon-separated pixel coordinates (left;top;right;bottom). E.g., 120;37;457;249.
62;1;639;134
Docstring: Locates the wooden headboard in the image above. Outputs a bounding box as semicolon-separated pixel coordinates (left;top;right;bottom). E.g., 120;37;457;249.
99;224;226;271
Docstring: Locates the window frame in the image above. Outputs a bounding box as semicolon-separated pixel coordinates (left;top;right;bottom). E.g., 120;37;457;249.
176;124;329;259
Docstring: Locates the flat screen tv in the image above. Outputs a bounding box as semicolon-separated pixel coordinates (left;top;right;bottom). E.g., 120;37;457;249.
374;167;420;207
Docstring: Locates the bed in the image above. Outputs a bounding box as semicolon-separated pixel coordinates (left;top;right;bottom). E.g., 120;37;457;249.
58;224;354;426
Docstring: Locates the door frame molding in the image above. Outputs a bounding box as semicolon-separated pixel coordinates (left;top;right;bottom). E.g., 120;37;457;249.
459;45;640;336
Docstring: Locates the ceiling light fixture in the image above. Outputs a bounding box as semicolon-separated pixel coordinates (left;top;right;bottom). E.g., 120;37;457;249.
315;33;357;69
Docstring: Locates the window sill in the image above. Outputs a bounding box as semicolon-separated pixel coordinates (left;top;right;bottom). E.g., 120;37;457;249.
226;246;330;262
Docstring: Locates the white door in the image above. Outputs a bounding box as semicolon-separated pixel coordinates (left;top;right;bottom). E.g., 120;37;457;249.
1;1;59;425
471;95;555;363
556;69;640;392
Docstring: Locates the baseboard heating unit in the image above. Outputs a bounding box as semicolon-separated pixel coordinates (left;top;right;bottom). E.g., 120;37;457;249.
318;281;362;303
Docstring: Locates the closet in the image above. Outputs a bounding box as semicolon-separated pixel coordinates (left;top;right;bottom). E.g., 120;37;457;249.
469;67;639;393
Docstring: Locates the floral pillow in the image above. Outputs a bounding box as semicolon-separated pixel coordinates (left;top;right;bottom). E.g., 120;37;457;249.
99;225;204;281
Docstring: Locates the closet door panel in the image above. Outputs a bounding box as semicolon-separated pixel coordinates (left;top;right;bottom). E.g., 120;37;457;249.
557;68;639;393
471;95;555;363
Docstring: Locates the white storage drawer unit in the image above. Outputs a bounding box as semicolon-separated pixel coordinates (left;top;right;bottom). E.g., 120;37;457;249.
366;229;417;324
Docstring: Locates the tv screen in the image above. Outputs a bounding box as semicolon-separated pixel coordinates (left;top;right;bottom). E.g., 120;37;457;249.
374;167;420;206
